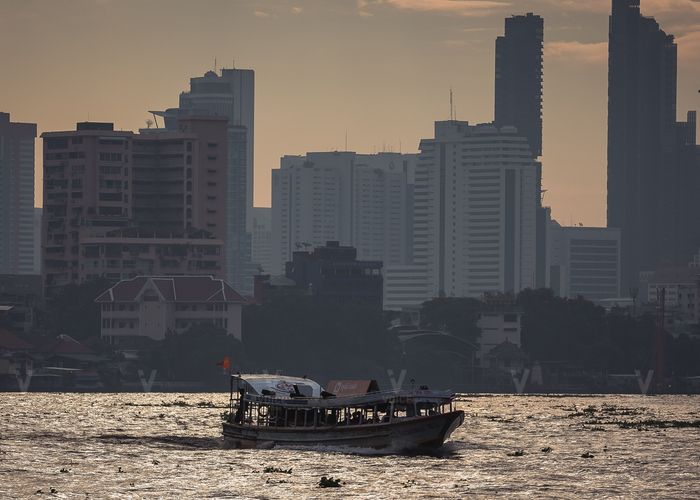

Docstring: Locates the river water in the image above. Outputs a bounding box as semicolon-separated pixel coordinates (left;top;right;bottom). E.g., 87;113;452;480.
1;393;698;499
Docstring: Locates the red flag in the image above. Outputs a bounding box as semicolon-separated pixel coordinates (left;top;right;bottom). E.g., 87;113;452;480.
216;356;231;371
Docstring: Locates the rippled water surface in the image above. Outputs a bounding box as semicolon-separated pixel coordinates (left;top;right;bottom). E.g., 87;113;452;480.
1;393;699;498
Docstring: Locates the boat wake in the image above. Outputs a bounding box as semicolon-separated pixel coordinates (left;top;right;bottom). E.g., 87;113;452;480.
96;433;223;450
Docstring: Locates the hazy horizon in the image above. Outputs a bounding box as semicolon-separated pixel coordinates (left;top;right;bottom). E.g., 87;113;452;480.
2;0;699;226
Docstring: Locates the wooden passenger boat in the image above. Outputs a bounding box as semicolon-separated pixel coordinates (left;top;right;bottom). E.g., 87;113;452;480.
222;374;464;452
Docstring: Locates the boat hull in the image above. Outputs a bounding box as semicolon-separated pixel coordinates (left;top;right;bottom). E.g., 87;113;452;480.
222;410;464;452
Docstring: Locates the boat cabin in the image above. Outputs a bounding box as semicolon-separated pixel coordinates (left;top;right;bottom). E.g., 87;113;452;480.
227;374;455;429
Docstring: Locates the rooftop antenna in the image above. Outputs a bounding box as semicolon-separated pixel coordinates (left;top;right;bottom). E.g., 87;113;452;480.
345;130;348;151
449;87;454;121
214;57;217;72
233;58;236;69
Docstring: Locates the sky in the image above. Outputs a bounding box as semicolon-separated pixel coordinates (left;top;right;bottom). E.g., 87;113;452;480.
1;0;699;226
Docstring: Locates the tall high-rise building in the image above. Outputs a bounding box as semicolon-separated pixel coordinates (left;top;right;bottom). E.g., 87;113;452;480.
155;68;255;294
607;0;697;289
413;121;539;299
271;151;415;275
41;120;228;295
0;113;37;275
494;13;544;158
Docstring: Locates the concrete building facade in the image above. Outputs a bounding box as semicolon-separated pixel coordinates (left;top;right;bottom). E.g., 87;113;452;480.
251;207;272;274
96;275;246;344
285;241;383;308
156;68;255;294
41;120;228;295
413;121;539;300
382;265;428;312
79;228;223;283
271;151;415;275
0;113;37;275
546;222;622;302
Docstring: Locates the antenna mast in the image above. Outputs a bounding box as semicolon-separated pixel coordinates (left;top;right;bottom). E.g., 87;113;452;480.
449;87;454;121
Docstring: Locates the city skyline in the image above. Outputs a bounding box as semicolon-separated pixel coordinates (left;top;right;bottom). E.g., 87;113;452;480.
1;0;699;227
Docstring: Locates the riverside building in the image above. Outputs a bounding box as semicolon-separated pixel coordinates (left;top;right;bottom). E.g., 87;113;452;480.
96;275;246;344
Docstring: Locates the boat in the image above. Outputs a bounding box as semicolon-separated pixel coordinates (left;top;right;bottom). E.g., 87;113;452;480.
221;374;464;452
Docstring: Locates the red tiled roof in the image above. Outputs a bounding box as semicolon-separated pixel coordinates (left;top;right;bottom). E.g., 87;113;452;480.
95;276;148;302
0;328;34;351
95;276;247;304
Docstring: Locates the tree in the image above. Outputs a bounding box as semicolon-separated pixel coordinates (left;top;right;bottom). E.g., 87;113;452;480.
517;288;607;367
419;297;481;342
43;278;113;341
149;323;243;386
242;295;395;381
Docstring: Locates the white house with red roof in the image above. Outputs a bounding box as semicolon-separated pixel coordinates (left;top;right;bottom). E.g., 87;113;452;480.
95;276;246;343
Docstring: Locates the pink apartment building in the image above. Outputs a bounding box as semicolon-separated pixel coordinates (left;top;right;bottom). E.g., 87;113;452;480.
41;118;228;296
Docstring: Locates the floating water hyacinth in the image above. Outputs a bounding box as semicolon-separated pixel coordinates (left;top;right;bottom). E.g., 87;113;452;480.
319;476;342;488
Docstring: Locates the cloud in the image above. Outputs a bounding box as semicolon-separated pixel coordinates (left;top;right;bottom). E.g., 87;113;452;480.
358;0;512;17
291;6;303;14
677;28;700;62
254;10;270;18
545;41;608;64
442;39;470;47
539;0;700;14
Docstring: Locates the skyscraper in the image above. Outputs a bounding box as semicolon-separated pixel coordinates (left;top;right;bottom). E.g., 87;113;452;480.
157;68;255;294
413;121;539;299
494;13;544;158
0;112;37;275
607;0;697;288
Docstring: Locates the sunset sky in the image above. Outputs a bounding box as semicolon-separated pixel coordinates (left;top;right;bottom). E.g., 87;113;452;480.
1;0;699;226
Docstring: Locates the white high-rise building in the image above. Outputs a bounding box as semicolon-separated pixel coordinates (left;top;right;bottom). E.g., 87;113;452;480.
0;113;36;275
412;120;539;299
271;151;415;275
251;207;273;274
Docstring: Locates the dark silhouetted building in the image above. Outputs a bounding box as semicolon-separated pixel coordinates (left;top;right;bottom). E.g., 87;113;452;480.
494;13;543;158
0;113;37;275
285;241;383;308
0;274;43;333
607;0;698;289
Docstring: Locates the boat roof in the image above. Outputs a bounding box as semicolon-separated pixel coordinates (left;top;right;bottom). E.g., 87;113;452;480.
326;379;380;397
232;373;323;398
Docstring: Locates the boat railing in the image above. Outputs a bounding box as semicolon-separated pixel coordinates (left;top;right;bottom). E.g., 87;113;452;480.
241;388;454;407
227;389;456;428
